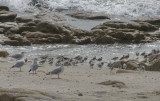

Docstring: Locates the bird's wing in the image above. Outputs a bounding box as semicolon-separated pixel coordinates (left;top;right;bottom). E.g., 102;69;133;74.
51;67;62;74
14;61;25;67
12;54;21;58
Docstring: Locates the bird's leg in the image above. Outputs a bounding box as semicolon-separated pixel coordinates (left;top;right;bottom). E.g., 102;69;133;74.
20;67;21;72
58;74;59;79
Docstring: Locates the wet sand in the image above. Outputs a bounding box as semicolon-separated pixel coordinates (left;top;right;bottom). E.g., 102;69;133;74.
0;58;160;101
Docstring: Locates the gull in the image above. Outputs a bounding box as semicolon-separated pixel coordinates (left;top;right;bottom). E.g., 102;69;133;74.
29;58;39;74
11;52;25;60
11;58;27;72
46;64;64;79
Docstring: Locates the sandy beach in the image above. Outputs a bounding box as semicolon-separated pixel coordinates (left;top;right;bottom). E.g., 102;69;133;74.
0;58;160;101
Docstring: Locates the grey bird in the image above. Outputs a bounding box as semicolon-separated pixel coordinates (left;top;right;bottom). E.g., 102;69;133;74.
46;64;64;79
29;58;39;74
11;52;25;60
11;59;26;72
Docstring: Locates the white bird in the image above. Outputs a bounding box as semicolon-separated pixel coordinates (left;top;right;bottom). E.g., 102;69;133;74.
11;52;25;60
29;58;39;74
46;64;64;79
11;59;27;71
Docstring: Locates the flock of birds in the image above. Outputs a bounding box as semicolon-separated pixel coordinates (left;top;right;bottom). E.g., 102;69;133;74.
10;52;64;79
9;49;160;78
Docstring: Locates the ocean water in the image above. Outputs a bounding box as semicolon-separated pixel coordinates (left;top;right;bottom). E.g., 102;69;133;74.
0;0;160;18
1;41;160;62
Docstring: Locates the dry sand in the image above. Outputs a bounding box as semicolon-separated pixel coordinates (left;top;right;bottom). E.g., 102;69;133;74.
0;58;160;101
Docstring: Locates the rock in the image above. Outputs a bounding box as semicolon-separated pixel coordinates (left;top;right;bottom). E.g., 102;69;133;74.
134;18;160;26
24;31;62;44
92;21;158;32
148;54;160;63
0;28;4;34
19;26;36;33
0;22;18;33
94;35;117;44
16;17;33;23
36;21;64;34
4;34;31;46
98;80;127;88
0;50;9;57
148;60;160;71
0;88;56;101
126;60;140;70
72;37;92;44
0;11;17;22
116;69;138;74
4;40;31;46
0;6;9;11
67;11;110;20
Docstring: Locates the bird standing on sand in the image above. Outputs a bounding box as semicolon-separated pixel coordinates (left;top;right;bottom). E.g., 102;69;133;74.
29;58;39;74
11;52;25;60
46;64;64;79
11;59;27;72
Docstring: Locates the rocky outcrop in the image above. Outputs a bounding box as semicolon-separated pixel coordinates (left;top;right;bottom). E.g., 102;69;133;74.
1;6;160;46
0;11;17;22
0;88;57;101
67;11;110;20
0;6;9;11
91;21;159;44
4;34;31;46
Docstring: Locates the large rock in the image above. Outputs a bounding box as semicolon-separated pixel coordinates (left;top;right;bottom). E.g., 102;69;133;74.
0;6;9;11
0;11;17;22
67;11;110;20
92;21;158;32
0;50;9;57
0;88;56;101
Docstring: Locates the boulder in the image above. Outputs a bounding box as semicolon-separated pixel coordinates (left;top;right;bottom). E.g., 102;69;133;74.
0;6;9;11
0;11;17;22
0;50;9;57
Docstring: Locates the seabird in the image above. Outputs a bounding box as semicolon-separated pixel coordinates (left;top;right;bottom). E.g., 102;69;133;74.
11;59;27;71
11;52;25;60
29;58;39;74
46;64;64;79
